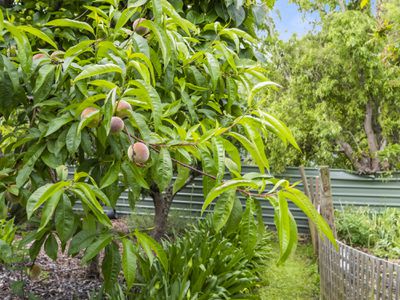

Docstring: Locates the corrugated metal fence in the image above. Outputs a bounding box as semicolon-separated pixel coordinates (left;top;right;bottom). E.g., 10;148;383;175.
74;167;400;233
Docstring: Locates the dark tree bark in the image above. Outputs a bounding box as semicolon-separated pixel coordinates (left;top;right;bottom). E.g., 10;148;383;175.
364;101;380;173
86;255;100;279
150;183;173;241
337;102;386;174
150;173;196;240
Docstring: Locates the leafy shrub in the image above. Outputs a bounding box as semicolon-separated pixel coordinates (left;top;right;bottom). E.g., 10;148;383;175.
372;208;400;258
132;217;272;300
335;206;376;247
336;206;400;259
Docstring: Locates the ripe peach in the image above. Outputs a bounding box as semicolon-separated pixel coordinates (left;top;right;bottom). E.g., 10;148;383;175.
128;142;150;165
110;116;124;134
132;18;149;36
33;53;46;60
116;100;132;118
80;107;100;128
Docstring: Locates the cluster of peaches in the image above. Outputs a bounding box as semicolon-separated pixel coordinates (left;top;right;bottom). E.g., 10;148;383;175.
81;101;149;165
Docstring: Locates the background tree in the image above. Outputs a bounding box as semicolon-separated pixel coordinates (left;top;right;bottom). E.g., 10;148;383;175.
264;8;400;174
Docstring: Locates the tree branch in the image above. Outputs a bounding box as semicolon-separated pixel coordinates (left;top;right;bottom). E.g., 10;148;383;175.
123;129;274;199
337;140;368;173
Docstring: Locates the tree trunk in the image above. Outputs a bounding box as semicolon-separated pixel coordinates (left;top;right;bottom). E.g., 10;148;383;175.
337;102;384;174
86;255;100;279
364;101;380;173
150;184;173;240
149;173;196;240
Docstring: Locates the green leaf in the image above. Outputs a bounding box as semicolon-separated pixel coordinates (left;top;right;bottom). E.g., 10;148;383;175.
100;162;121;189
256;110;300;151
121;160;149;189
4;22;32;74
18;25;58;49
65;40;96;58
69;230;96;256
212;137;225;183
247;81;281;107
154;148;173;192
240;197;258;257
128;80;162;129
115;6;137;31
66;122;81;154
205;53;220;90
46;113;73;136
16;144;46;188
173;164;190;195
224;196;243;235
229;131;267;174
276;192;298;264
71;184;112;227
46;19;94;35
38;190;63;232
202;179;259;214
33;64;55;103
55;195;75;243
213;190;236;232
102;242;121;291
135;230;168;272
73;64;123;82
140;20;171;68
282;188;337;248
26;182;70;219
122;238;136;290
81;233;113;264
151;0;162;23
44;233;58;261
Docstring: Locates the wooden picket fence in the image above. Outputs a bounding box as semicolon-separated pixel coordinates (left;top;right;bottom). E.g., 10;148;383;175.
319;238;400;300
300;166;400;300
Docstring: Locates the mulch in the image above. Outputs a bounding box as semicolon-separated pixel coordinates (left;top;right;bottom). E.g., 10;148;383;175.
0;219;132;299
0;245;102;300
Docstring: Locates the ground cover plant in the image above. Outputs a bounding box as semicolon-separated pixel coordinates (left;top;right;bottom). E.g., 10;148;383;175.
0;0;336;296
336;206;400;259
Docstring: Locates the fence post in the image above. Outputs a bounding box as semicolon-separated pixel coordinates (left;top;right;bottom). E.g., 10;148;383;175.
319;166;337;239
299;166;318;255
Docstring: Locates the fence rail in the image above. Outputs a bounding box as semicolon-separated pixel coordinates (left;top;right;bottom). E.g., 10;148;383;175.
319;238;400;300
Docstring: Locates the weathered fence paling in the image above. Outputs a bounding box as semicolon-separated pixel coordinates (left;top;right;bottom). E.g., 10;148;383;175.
305;167;400;300
319;238;400;300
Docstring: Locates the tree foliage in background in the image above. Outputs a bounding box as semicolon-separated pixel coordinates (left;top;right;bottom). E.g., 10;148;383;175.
265;4;400;174
0;0;334;295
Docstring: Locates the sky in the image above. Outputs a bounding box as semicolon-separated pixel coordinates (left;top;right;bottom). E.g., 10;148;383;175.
271;0;319;40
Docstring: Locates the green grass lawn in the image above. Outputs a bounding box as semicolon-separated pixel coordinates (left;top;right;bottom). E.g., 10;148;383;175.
258;241;320;300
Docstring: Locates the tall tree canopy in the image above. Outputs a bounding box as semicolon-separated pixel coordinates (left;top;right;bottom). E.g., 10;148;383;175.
265;5;400;174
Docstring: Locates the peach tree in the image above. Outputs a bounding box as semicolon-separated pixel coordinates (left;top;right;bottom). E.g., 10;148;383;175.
0;0;335;294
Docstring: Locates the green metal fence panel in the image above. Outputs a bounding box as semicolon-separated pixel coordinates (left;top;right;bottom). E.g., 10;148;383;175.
72;167;400;234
